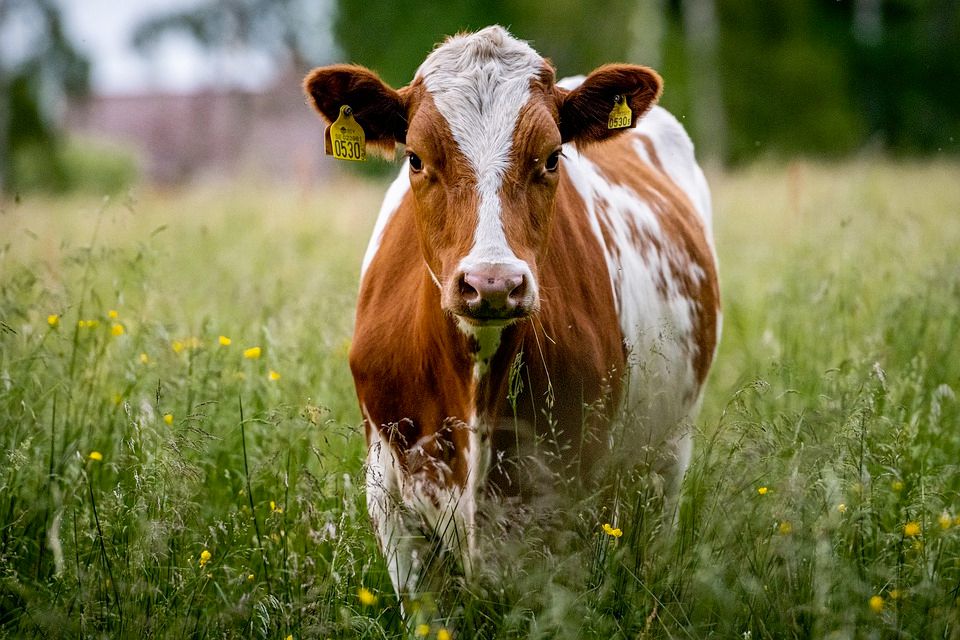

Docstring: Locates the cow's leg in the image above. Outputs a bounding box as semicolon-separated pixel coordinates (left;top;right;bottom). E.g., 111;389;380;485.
655;426;693;523
366;427;485;605
402;421;486;575
365;433;426;598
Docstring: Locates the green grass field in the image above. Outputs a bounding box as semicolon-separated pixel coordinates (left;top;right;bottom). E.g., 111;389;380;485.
2;159;959;638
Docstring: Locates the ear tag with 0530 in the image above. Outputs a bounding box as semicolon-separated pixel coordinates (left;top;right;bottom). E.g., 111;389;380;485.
325;105;366;162
607;94;632;130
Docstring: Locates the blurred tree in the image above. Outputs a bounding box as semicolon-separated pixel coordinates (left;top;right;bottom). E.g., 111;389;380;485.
333;0;641;87
129;0;960;165
848;0;960;154
711;0;867;162
0;0;90;193
681;0;726;163
132;0;336;78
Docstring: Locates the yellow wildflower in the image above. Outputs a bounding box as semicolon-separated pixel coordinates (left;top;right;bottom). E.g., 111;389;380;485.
602;523;623;538
163;413;174;426
837;503;847;514
757;486;768;496
47;314;59;327
357;587;377;606
247;573;254;582
889;589;901;600
437;629;451;640
892;480;904;492
219;335;232;346
78;319;99;329
270;500;283;514
111;323;125;337
268;370;281;381
904;521;921;537
869;595;884;613
285;636;292;640
108;310;119;320
172;339;185;353
778;521;793;535
415;624;430;638
88;451;103;461
139;352;150;364
243;346;261;359
939;512;952;530
199;549;212;567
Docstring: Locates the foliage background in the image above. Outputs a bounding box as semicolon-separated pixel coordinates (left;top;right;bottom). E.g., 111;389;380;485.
3;0;960;193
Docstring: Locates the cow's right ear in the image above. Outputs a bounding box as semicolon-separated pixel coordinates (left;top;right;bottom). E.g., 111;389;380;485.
303;64;408;155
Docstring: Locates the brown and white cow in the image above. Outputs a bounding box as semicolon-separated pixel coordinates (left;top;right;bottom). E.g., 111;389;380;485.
304;26;720;599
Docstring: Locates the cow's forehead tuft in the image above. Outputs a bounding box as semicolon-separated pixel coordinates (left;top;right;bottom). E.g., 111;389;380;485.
415;26;543;82
411;26;544;180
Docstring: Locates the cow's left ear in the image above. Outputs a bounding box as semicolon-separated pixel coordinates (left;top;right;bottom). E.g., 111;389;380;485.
557;64;662;145
303;64;409;156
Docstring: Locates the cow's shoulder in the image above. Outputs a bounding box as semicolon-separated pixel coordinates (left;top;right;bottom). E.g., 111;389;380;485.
633;106;712;227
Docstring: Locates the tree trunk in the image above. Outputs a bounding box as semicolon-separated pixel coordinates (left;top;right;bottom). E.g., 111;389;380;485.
627;0;666;70
682;0;727;165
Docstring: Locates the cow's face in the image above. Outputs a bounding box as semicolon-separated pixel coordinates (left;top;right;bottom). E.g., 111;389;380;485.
305;27;662;330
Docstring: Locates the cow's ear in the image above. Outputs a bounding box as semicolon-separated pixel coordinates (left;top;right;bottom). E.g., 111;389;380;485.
303;64;408;156
557;64;662;146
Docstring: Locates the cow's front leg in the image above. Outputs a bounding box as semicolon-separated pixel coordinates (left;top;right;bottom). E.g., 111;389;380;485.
365;431;429;599
365;424;485;603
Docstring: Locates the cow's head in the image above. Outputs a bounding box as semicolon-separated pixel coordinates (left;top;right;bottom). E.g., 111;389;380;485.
305;26;661;331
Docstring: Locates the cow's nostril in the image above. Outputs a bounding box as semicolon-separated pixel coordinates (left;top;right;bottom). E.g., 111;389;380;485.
458;274;480;303
507;275;526;302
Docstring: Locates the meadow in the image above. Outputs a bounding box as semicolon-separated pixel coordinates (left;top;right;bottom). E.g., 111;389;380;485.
1;159;959;639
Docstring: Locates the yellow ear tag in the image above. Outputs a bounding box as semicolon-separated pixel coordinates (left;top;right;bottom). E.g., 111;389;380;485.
607;94;632;130
326;105;366;162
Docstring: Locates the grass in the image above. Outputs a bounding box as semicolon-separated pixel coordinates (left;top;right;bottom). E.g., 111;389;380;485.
1;158;959;638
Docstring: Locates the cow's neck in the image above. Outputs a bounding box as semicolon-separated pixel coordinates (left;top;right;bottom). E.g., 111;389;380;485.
418;270;521;425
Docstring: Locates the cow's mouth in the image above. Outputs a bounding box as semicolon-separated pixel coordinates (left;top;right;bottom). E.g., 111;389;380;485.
456;302;530;323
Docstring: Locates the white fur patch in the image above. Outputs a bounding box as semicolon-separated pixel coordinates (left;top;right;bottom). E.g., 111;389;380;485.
455;318;503;379
416;26;540;284
360;163;411;279
635;106;714;230
560;98;717;447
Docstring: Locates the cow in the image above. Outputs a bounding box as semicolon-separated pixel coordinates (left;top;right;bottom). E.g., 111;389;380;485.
303;25;720;602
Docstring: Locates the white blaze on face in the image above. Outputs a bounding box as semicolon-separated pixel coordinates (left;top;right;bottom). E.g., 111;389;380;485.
415;26;541;297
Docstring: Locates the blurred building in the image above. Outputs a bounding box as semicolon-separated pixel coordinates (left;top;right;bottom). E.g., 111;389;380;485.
65;68;328;186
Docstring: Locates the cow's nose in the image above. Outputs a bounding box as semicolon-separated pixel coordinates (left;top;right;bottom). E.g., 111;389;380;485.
456;265;528;320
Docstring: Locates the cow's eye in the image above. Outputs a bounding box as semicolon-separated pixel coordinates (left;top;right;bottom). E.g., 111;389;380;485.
545;149;562;173
408;152;424;173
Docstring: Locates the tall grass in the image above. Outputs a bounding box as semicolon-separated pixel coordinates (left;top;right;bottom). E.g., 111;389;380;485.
1;159;959;638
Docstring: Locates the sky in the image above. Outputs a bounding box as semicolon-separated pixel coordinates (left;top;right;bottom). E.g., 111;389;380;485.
58;0;284;95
